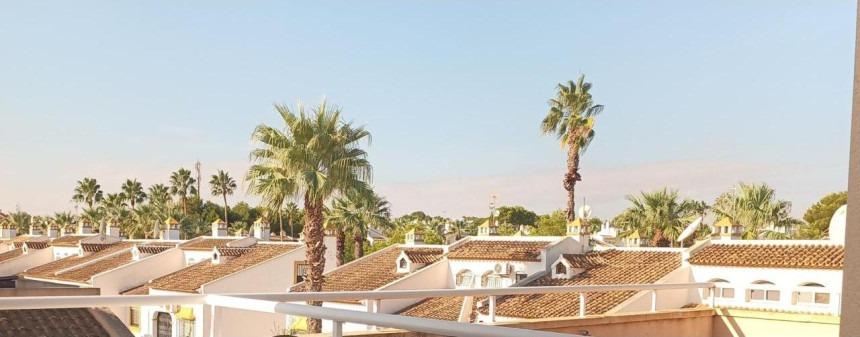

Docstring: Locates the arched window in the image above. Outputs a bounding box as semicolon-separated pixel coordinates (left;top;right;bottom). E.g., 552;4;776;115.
398;257;408;269
155;312;172;337
480;271;494;287
455;270;474;287
705;278;734;299
555;262;568;275
749;280;779;302
795;282;830;305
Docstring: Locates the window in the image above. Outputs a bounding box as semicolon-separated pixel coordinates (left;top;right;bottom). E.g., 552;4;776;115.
294;261;309;284
399;258;407;269
749;280;779;302
704;279;734;299
129;306;140;329
795;283;830;305
515;272;528;283
155;312;172;337
455;270;474;287
555;262;567;275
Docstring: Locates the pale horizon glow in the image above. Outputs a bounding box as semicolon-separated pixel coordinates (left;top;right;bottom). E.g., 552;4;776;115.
0;1;854;219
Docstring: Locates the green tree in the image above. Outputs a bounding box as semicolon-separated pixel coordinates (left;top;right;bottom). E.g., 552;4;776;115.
540;74;604;222
169;168;197;216
613;189;702;247
247;100;373;332
531;210;567;236
799;191;847;239
496;206;538;227
8;209;32;233
72;177;104;209
209;170;237;225
712;183;803;239
121;179;147;211
283;202;303;238
328;190;391;263
53;212;76;234
102;193;128;234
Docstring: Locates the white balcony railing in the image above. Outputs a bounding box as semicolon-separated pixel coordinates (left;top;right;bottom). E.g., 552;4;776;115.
0;282;716;337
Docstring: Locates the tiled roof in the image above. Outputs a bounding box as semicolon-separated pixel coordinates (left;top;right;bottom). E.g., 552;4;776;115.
56;252;133;282
399;296;474;322
488;250;681;319
0;308;133;337
50;235;91;247
136;243;176;254
81;242;118;253
219;247;253;256
447;240;550;261
120;283;150;295
290;246;444;299
178;237;237;251
20;243;134;282
0;249;24;263
23;241;49;250
404;249;443;264
147;243;300;293
688;243;844;270
563;253;605;269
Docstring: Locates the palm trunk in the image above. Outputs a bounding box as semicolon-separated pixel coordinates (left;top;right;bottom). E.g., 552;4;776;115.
222;193;229;225
303;197;326;333
564;142;582;222
353;230;365;259
335;228;345;266
278;211;284;240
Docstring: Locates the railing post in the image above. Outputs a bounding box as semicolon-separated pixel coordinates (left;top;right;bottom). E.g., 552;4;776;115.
579;293;586;317
332;320;343;337
488;296;497;322
209;304;216;337
650;290;657;312
710;287;716;308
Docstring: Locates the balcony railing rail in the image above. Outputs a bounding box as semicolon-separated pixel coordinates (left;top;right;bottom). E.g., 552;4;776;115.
0;282;716;337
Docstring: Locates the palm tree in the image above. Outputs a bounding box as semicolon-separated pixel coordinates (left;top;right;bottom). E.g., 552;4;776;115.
209;170;237;225
121;179;147;211
72;177;104;209
613;189;702;247
283;202;302;238
148;184;171;209
540;75;604;222
102;193;127;233
80;207;103;231
54;212;76;234
329;191;391;260
712;183;803;239
8;209;32;233
247;100;372;332
169;168;197;216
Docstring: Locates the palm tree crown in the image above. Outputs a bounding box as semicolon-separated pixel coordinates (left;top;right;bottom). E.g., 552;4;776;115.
169;168;197;215
712;183;802;239
247;99;372;333
121;179;147;211
613;189;703;247
72;178;104;209
540;74;604;221
210;170;237;225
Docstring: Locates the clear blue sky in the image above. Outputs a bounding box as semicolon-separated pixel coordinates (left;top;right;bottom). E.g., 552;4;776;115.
0;1;854;218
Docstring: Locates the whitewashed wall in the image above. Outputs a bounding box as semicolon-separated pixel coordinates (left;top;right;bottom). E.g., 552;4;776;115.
0;248;53;277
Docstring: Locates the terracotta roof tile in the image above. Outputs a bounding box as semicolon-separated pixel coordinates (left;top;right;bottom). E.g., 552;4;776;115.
81;242;118;253
148;243;300;293
21;242;134;282
23;242;49;250
56;252;134;282
178;237;237;251
120;283;150;295
404;250;443;264
0;249;24;263
399;296;471;322
290;246;444;298
50;235;92;247
688;243;844;270
0;308;132;337
448;240;550;261
488;250;681;319
136;243;176;254
218;247;253;256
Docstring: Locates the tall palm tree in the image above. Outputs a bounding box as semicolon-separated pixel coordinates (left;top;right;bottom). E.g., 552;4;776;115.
102;193;127;233
613;189;701;247
72;177;104;209
712;183;802;239
247;100;372;332
540;75;604;222
328;191;391;260
169;168;197;216
148;184;171;209
283;202;302;238
209;170;237;225
121;179;147;211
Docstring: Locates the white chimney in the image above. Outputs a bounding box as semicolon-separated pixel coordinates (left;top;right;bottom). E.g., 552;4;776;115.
47;225;60;239
106;224;122;238
405;228;424;245
253;218;271;241
0;223;16;240
211;219;228;237
161;218;181;241
78;222;93;234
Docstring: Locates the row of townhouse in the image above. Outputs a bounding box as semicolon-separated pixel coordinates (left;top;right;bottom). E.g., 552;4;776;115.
0;206;847;337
